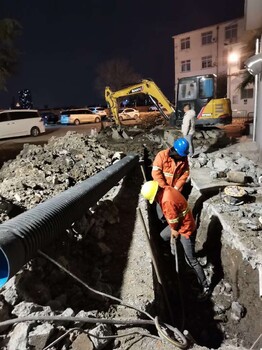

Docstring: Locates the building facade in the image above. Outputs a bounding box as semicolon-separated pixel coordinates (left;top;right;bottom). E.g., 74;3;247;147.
173;18;254;117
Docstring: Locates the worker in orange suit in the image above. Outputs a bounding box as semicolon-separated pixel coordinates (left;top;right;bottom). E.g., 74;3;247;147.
141;180;210;300
152;137;191;223
151;137;190;192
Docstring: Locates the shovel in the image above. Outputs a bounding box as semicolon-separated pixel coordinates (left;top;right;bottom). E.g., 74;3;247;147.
170;235;179;274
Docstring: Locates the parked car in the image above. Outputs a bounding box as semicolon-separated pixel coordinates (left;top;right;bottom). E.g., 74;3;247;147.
41;112;59;125
88;106;107;118
118;108;140;121
148;104;167;112
0;109;45;139
60;109;101;125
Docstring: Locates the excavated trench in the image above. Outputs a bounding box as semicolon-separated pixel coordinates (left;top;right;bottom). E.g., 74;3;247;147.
141;164;262;350
0;128;261;349
192;187;262;349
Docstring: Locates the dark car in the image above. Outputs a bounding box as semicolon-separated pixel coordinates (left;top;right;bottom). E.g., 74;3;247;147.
41;112;59;125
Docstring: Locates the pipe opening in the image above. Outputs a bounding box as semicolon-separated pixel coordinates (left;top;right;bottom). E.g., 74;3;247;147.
0;248;10;288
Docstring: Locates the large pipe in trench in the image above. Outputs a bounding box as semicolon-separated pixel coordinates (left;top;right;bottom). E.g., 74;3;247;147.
0;154;139;288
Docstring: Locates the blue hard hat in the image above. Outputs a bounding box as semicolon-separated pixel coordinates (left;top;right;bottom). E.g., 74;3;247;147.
173;138;189;157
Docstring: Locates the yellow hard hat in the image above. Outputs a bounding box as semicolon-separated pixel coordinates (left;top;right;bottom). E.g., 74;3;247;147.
141;180;159;204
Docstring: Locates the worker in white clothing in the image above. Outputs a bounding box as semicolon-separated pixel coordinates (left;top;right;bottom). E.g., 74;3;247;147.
181;103;196;157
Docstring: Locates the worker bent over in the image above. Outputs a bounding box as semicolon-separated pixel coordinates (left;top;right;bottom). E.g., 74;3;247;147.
141;180;210;300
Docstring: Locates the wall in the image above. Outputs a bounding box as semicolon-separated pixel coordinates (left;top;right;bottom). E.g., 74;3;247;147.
254;72;262;161
245;0;262;31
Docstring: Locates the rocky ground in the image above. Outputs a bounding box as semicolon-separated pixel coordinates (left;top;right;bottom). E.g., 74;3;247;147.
0;120;261;350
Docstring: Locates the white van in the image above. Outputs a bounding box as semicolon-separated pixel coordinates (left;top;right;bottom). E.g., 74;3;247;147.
0;109;45;139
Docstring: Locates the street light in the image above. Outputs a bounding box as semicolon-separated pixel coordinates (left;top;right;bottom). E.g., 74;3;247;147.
245;52;262;76
228;52;240;64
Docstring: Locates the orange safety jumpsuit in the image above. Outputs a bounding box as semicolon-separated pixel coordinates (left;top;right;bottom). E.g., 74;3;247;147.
156;186;208;290
156;186;196;238
151;148;189;191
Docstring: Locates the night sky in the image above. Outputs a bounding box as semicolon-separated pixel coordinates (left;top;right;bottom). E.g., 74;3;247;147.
0;0;245;109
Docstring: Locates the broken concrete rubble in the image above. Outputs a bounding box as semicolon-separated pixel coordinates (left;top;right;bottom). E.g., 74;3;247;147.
71;333;94;350
89;323;113;349
6;323;30;350
28;323;54;350
0;132;113;212
190;150;262;185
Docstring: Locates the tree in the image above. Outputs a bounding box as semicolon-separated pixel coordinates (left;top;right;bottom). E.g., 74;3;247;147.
0;18;22;91
95;58;142;98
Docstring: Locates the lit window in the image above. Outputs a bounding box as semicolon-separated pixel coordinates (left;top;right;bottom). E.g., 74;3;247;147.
181;37;190;50
225;24;238;43
241;88;253;99
202;31;213;45
202;56;212;68
181;60;191;72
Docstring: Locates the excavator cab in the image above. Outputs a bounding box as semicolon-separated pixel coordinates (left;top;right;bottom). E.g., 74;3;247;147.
176;74;232;126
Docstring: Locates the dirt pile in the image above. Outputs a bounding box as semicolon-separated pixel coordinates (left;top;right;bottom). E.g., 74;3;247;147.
0;132;114;214
0;130;149;224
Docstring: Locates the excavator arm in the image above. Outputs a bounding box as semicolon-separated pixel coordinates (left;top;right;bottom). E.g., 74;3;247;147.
105;79;177;126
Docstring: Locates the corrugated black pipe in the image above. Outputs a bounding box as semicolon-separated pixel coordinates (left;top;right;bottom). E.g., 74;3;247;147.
0;154;139;288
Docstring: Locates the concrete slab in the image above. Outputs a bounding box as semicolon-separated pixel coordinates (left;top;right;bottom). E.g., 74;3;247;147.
190;167;239;192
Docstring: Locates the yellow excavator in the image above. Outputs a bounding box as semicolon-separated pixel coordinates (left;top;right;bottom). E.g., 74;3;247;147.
105;79;177;126
105;76;232;127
